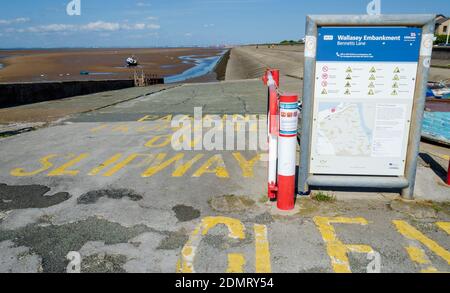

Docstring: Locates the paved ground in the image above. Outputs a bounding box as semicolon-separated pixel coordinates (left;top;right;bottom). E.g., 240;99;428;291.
0;77;449;273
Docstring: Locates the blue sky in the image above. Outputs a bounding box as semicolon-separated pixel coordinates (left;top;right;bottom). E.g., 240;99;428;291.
0;0;448;48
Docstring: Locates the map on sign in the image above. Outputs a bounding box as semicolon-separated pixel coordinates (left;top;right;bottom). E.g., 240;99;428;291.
310;27;421;176
316;102;374;157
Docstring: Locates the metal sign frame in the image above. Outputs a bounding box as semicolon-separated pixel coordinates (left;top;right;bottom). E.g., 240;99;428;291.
298;14;436;199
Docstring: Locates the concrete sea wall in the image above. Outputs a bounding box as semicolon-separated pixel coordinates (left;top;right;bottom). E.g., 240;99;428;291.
0;79;134;108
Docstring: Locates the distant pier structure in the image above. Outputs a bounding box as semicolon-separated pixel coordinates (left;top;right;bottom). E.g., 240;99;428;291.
133;70;164;87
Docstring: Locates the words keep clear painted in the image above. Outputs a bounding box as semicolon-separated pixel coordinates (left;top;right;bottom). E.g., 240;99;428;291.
310;27;422;176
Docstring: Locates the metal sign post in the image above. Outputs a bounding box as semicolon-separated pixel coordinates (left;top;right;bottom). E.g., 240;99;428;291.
298;15;436;199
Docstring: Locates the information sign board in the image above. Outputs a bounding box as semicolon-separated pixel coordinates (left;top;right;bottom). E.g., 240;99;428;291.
310;27;421;176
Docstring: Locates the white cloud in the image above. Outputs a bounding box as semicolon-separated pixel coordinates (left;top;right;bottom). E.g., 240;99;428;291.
133;23;147;30
185;33;193;37
8;21;161;33
137;2;151;7
122;23;160;30
203;24;215;28
146;16;158;20
26;24;76;33
0;17;30;25
146;24;160;29
81;21;121;31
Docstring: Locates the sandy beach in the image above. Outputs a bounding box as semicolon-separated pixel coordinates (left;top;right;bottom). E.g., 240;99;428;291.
0;48;224;83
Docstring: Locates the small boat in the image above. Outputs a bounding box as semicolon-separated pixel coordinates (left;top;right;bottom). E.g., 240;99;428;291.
423;79;450;145
126;56;138;67
426;79;450;99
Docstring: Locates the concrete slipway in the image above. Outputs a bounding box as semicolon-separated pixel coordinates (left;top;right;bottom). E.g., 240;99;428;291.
0;47;449;273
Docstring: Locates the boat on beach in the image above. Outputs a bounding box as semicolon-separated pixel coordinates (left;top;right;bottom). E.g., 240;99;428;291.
423;79;450;145
126;56;138;67
427;80;450;99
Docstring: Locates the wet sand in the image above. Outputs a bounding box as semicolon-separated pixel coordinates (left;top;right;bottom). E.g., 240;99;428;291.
0;48;224;83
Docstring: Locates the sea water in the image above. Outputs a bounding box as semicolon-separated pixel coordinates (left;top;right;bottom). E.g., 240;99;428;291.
164;51;226;84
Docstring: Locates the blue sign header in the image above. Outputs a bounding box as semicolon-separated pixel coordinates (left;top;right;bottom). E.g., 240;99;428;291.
316;27;421;62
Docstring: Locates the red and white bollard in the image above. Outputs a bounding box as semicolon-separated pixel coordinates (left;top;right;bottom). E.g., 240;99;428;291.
277;94;299;210
263;70;298;211
264;69;280;200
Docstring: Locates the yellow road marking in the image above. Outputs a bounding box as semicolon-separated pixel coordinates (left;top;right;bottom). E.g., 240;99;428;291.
313;216;374;273
142;153;185;177
406;246;432;265
202;216;246;239
177;224;200;273
47;154;89;177
254;224;271;273
90;124;109;132
88;153;123;176
405;245;441;273
145;134;172;148
10;154;58;177
112;125;130;133
436;222;450;235
232;153;261;178
427;152;450;161
136;125;165;133
421;267;440;273
393;220;450;272
137;115;160;122
227;254;246;273
172;131;202;150
177;217;246;273
172;154;204;177
158;114;173;122
102;154;153;177
141;153;204;177
9;152;261;179
192;154;229;178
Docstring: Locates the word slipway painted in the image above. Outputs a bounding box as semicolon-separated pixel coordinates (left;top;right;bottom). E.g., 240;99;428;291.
10;152;263;179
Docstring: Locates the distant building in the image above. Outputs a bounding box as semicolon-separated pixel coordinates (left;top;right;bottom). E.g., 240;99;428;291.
435;14;449;35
